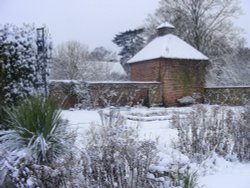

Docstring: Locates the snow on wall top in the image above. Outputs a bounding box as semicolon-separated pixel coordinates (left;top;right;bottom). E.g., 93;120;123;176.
49;80;79;84
205;85;250;88
157;22;175;29
128;34;209;63
85;81;160;84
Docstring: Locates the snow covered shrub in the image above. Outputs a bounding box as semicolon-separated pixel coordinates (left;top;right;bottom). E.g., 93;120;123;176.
0;97;74;164
172;105;234;162
74;82;92;109
0;150;80;188
0;97;76;187
0;24;51;105
80;110;159;188
231;105;250;161
173;105;250;162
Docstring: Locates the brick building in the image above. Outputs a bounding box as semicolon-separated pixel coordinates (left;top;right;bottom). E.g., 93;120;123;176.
128;22;209;106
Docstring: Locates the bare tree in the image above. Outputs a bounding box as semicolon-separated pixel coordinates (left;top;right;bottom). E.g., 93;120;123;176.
145;0;242;57
206;44;250;86
50;41;123;81
50;41;90;80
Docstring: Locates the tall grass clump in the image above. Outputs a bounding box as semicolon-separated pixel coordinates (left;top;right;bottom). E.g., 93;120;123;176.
0;97;76;187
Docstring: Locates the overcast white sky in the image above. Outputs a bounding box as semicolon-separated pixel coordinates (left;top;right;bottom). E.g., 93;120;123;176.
0;0;249;51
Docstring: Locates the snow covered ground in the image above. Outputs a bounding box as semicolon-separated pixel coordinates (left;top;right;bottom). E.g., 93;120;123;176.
199;162;250;188
62;105;250;188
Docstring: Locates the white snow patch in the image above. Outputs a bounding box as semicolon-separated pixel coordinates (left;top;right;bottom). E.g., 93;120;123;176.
61;110;101;148
26;177;33;187
199;163;250;188
177;96;195;104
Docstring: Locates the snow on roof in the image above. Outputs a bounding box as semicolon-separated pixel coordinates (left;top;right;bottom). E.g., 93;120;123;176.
128;34;209;63
157;22;175;29
107;61;126;75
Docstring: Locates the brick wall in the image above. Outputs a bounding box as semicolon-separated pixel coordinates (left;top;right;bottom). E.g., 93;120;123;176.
130;60;162;81
49;80;79;109
161;59;206;106
49;81;162;108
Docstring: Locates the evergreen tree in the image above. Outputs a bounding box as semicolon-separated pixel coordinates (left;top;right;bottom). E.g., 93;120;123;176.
0;24;51;105
113;28;145;74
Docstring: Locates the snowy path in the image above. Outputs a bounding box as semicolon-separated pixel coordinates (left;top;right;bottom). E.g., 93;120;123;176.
200;163;250;188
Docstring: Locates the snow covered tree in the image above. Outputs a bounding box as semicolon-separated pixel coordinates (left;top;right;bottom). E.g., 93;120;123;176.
89;46;117;62
113;28;145;74
206;45;250;86
0;24;51;105
145;0;242;57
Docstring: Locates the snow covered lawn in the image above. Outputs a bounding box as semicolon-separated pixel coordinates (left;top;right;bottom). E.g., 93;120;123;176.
62;105;250;188
199;162;250;188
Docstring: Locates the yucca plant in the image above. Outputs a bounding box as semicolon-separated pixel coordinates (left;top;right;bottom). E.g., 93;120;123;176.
0;97;74;165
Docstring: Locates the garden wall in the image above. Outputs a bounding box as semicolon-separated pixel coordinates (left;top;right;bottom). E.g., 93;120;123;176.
49;80;250;109
86;81;162;107
205;86;250;105
49;80;162;108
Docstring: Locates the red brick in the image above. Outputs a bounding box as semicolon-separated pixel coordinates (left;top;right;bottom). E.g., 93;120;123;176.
130;58;207;106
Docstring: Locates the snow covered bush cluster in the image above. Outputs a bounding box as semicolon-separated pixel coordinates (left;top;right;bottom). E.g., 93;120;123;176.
80;110;160;187
173;105;250;162
78;111;200;188
0;24;51;105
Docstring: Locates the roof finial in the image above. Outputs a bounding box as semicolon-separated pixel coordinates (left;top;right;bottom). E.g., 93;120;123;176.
157;21;175;36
